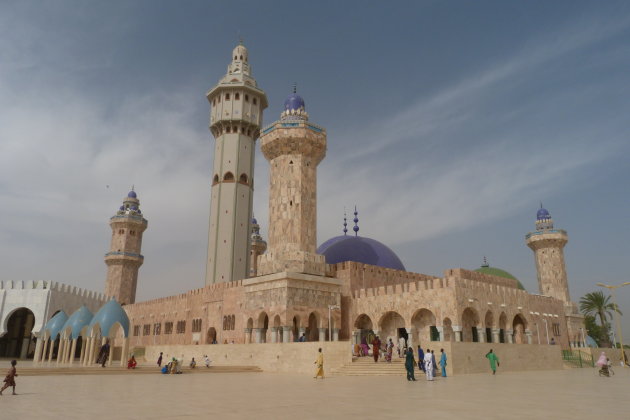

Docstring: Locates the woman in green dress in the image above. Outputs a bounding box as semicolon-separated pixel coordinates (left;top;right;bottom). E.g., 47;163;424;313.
405;347;416;381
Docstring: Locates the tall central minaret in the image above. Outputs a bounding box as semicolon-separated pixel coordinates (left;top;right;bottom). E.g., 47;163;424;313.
205;43;268;285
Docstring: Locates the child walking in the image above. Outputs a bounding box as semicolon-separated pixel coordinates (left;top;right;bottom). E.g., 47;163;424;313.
0;360;18;396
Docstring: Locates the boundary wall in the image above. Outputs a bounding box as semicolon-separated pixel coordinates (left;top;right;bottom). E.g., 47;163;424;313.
442;342;563;375
140;341;351;375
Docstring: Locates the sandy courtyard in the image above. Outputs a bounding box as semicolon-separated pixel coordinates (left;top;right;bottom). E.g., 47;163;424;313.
0;368;627;419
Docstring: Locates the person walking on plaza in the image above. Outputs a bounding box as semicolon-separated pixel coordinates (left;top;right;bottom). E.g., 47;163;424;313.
386;338;394;363
398;336;406;358
417;346;425;373
157;352;163;367
204;355;211;368
372;336;381;363
405;347;416;381
424;349;434;381
439;349;447;377
486;349;499;375
0;360;18;396
431;350;437;378
314;348;324;379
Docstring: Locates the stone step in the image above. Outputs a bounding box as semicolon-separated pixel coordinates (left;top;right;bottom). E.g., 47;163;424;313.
18;365;262;376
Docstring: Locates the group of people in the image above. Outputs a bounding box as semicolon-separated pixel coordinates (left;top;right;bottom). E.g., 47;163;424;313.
156;351;211;374
415;347;447;381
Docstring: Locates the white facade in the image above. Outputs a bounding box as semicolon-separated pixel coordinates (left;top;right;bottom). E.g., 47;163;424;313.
0;280;106;358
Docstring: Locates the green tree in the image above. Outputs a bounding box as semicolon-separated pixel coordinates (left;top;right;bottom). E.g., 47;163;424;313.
583;315;607;346
580;291;622;348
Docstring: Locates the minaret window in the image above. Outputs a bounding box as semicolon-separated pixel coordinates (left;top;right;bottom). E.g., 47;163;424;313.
226;127;231;133
245;94;249;102
235;93;240;100
239;173;248;185
239;55;243;60
223;172;235;182
225;93;230;100
253;98;257;105
212;174;219;185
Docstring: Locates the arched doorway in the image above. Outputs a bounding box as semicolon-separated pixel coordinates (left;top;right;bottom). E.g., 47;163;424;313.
258;313;269;343
411;309;436;346
206;327;217;344
273;315;282;342
0;308;36;358
306;312;319;342
378;311;405;345
461;308;480;342
513;314;527;344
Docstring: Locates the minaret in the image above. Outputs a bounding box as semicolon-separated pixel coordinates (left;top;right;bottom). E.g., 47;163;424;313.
205;42;268;284
525;205;570;303
257;89;327;276
249;217;267;277
104;189;148;305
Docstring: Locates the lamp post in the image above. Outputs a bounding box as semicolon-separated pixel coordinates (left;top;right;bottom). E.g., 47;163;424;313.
542;318;549;345
596;282;630;367
328;305;340;342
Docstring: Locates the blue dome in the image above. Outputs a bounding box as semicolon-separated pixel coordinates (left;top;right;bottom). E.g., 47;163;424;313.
42;310;69;340
284;93;305;111
317;235;348;254
119;205;124;211
62;306;94;340
89;299;129;337
317;236;406;271
251;217;258;225
127;191;137;198
537;208;550;220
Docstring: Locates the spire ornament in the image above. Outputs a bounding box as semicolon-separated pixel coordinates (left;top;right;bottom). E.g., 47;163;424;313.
353;206;359;236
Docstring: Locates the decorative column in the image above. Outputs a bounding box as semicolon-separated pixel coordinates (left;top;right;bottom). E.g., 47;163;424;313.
270;327;278;343
282;326;291;343
56;338;65;366
41;337;49;365
525;330;533;344
79;339;86;365
333;329;340;342
33;337;43;365
478;326;486;343
492;328;500;343
120;337;129;367
506;329;514;344
108;341;114;367
436;326;444;342
48;338;55;363
318;328;326;342
255;328;263;343
405;328;413;349
453;326;463;342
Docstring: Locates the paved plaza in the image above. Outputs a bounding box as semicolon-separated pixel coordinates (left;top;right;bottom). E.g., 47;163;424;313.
0;367;628;419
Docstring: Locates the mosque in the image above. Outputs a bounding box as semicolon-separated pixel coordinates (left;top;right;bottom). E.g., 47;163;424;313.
0;43;587;371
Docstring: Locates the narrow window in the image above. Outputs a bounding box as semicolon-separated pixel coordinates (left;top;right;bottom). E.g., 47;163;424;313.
223;172;234;182
253;98;257;105
235;93;240;100
245;94;249;102
213;174;219;185
225;93;230;100
226;126;231;133
239;173;248;184
239;55;243;60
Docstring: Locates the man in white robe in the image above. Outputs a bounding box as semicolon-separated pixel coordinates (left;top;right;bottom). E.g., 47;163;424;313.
424;349;434;381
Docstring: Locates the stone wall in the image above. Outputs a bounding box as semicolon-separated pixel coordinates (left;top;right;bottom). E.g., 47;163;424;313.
141;341;351;375
443;342;563;375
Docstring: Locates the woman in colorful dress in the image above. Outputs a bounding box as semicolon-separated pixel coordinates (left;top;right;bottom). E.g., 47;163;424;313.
0;360;18;396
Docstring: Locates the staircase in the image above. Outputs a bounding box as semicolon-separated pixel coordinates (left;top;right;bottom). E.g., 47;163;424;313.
18;365;262;376
331;356;411;376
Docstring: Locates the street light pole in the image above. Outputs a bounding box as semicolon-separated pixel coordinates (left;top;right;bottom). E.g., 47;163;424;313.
596;282;630;367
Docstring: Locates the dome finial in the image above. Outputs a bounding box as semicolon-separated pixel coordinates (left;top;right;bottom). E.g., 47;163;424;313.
353;206;359;236
482;256;489;268
293;82;297;94
343;209;348;235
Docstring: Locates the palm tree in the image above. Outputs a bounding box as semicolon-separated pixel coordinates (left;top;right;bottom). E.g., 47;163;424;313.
580;291;622;347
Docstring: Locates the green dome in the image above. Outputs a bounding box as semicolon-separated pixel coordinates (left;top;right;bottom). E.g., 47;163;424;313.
475;266;526;291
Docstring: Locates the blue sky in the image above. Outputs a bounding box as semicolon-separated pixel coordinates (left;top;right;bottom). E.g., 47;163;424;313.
1;1;629;339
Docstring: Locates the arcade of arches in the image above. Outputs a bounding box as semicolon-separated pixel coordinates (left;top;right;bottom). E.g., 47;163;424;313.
351;308;544;347
241;310;340;344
